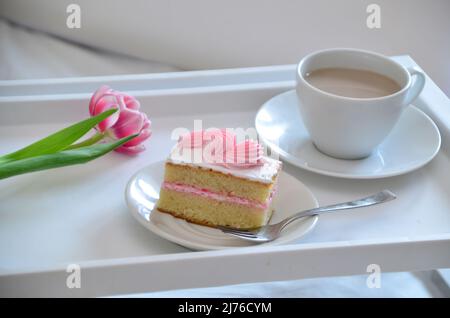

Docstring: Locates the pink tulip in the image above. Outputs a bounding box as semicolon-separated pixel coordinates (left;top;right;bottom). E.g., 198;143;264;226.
89;85;151;154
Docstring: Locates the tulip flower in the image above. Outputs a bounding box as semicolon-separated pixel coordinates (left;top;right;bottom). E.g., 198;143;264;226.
0;109;137;180
89;85;152;154
0;86;150;180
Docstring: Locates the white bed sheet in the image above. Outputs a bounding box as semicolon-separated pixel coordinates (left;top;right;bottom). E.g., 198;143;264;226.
0;19;445;298
0;20;180;80
1;0;449;96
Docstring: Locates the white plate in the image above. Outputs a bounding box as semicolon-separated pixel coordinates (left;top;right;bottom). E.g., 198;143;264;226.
125;161;318;251
255;90;441;179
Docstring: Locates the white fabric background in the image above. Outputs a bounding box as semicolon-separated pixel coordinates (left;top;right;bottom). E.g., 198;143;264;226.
1;19;448;297
0;20;179;80
1;0;449;95
129;273;441;298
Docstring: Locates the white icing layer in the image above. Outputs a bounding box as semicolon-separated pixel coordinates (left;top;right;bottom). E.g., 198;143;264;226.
167;144;282;184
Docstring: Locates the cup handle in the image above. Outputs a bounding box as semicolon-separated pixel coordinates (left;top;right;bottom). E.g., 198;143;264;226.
404;66;426;106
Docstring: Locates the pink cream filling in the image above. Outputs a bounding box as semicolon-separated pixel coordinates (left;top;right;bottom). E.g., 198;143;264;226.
162;181;275;210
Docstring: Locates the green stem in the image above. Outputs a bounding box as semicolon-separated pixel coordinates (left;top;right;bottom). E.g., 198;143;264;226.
65;132;105;150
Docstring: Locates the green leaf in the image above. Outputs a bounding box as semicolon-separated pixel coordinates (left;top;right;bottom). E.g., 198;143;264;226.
0;108;117;163
65;132;105;150
0;134;137;180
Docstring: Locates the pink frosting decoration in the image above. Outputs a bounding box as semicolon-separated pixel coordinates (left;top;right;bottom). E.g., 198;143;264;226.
89;85;151;154
178;129;264;168
223;140;264;169
162;182;275;210
179;129;236;150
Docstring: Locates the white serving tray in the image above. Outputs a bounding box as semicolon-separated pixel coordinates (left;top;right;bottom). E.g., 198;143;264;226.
0;56;449;297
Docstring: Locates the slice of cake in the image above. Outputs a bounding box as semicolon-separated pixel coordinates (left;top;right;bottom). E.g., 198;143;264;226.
157;129;282;228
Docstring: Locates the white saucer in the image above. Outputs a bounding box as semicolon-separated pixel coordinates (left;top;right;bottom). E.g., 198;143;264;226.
255;90;441;179
125;161;319;251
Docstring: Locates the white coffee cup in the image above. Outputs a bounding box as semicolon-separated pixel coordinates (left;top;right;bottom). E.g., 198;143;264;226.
296;48;425;159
